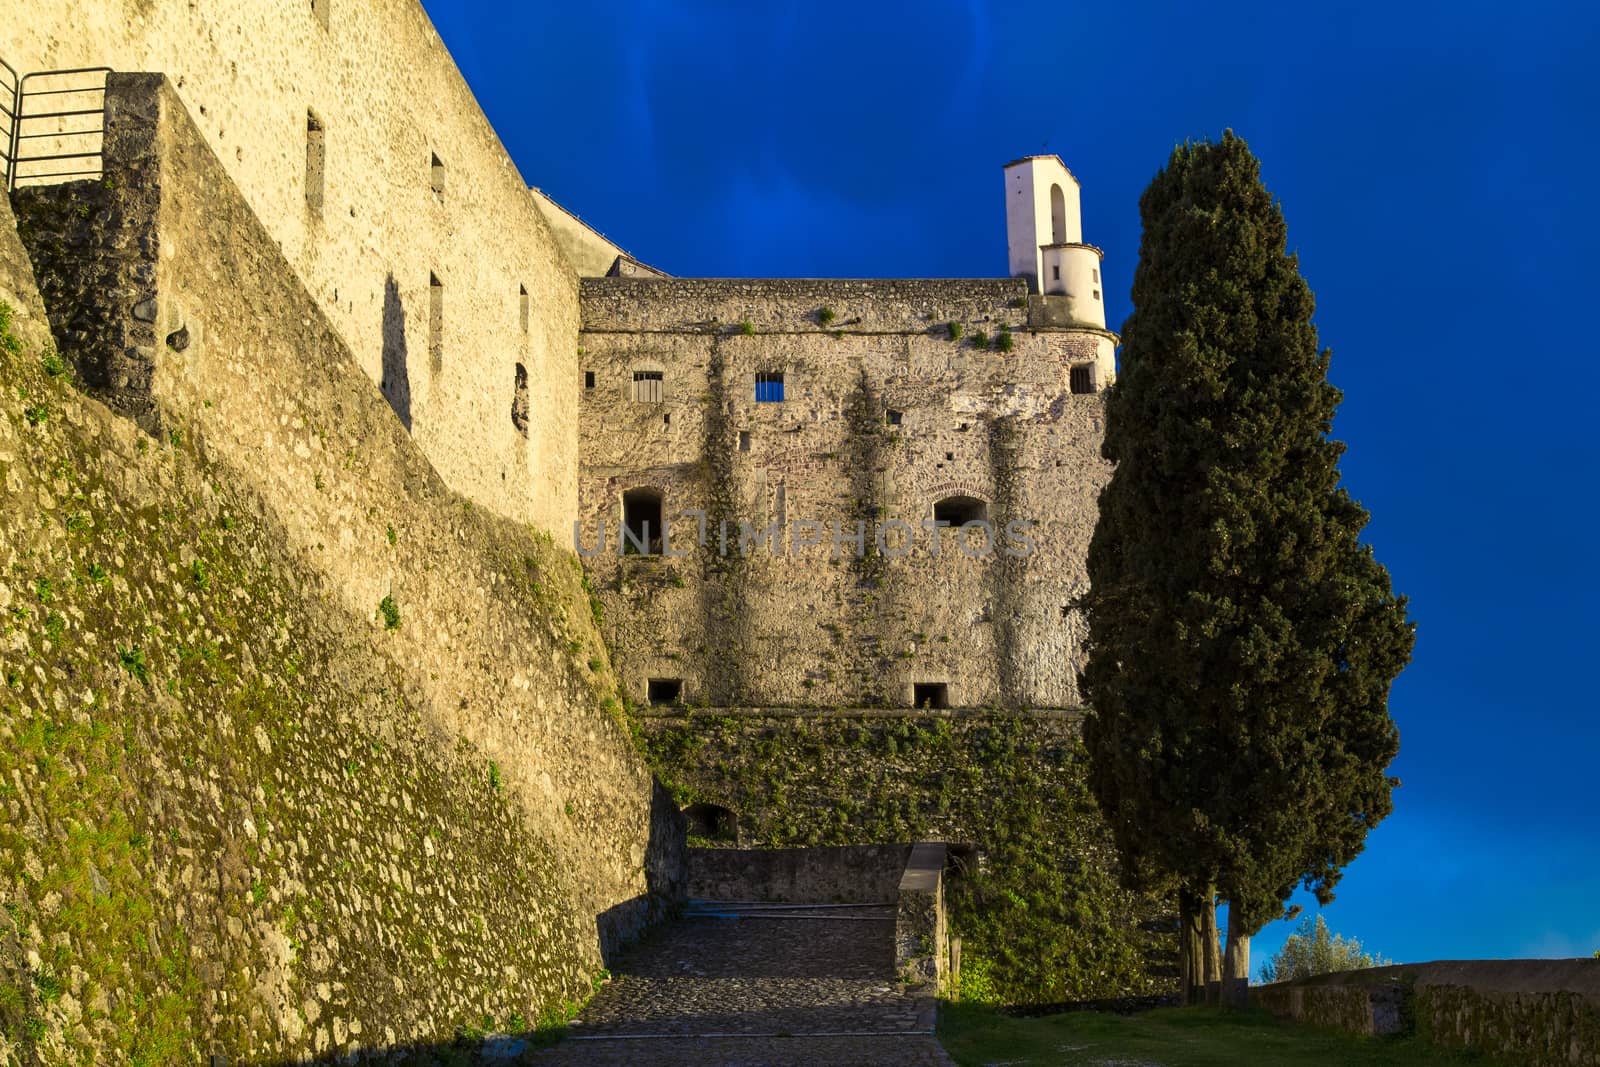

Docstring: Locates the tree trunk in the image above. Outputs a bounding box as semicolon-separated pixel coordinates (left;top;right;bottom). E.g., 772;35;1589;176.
1178;887;1205;1005
1221;902;1250;1010
1201;891;1222;1005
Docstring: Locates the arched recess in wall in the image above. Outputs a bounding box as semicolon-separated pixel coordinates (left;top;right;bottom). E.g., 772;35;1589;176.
511;363;530;438
933;494;989;526
1050;184;1067;244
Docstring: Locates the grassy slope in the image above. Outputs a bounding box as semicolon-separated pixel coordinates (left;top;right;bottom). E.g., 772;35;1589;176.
938;1003;1518;1067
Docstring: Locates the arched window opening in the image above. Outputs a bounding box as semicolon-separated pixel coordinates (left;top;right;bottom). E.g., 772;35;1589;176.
933;495;988;527
622;487;664;555
1050;183;1067;244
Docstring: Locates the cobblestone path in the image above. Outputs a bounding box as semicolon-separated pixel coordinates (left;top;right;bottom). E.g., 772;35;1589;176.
526;901;953;1066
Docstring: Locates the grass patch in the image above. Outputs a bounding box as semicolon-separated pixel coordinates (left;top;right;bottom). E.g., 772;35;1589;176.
938;1003;1517;1066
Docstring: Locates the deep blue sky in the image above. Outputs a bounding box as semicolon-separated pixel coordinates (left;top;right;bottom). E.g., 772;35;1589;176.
422;0;1600;969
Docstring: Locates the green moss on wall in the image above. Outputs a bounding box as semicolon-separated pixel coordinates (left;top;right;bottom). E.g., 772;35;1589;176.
634;711;1177;1005
0;302;628;1060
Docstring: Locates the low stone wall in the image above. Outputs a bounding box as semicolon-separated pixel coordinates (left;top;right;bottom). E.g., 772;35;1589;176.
687;845;911;903
1255;959;1600;1066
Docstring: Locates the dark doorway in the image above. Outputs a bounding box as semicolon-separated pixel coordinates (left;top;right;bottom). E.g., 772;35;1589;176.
682;802;737;842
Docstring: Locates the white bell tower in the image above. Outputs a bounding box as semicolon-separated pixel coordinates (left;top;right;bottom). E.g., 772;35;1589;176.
1003;155;1106;329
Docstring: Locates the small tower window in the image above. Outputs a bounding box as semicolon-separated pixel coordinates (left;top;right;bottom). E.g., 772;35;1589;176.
1070;365;1095;395
519;284;529;333
1092;268;1100;283
428;273;443;373
1093;289;1101;300
912;683;949;710
755;371;785;402
511;363;529;438
632;370;663;403
305;112;325;214
1049;183;1067;244
430;152;445;197
1052;265;1060;281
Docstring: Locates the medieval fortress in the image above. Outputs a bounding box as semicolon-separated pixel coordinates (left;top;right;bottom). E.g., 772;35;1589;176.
0;0;1150;1056
7;0;1118;715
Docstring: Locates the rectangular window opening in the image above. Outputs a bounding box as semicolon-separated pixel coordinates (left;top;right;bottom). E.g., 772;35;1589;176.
430;152;445;196
1069;365;1094;395
755;371;785;403
885;409;903;426
632;370;664;403
1052;265;1060;281
519;284;529;333
584;370;596;390
912;683;949;710
1092;268;1100;283
647;678;683;706
305;112;325;215
1093;289;1101;300
738;430;751;452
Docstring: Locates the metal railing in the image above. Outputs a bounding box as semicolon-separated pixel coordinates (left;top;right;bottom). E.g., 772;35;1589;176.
0;58;17;189
7;66;112;191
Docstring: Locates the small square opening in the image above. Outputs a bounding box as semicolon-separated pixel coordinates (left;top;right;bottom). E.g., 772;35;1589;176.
912;683;949;710
738;430;751;452
1070;365;1095;395
648;678;682;706
886;409;903;426
755;371;785;402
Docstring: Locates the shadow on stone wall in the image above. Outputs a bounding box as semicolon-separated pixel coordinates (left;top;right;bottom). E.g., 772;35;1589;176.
596;779;690;970
380;272;412;430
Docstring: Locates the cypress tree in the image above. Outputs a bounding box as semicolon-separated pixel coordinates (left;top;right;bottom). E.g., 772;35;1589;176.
1079;132;1414;1007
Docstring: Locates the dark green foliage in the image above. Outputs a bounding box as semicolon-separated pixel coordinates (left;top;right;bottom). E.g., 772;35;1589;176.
817;306;836;326
1079;132;1414;933
971;329;990;350
379;595;401;630
947;321;963;341
995;326;1015;353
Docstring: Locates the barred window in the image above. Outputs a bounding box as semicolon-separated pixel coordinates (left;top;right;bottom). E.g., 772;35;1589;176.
632;370;663;403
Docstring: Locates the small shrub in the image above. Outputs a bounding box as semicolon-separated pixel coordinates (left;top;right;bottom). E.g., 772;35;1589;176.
739;320;756;336
378;595;401;630
41;348;68;378
190;559;209;591
818;306;836;326
996;327;1015;353
970;329;990;350
488;761;503;792
118;647;149;684
386;524;397;546
946;321;963;341
24;402;48;426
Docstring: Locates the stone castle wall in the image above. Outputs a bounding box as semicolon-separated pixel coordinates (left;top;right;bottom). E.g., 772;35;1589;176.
1;81;682;1061
577;277;1115;710
4;0;582;534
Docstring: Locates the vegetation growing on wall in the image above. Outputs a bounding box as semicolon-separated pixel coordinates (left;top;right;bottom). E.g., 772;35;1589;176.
634;711;1177;1005
0;302;626;1061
